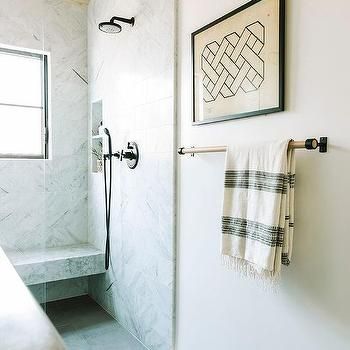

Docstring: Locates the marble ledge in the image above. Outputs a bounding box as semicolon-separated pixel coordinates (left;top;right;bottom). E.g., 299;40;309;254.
4;243;105;286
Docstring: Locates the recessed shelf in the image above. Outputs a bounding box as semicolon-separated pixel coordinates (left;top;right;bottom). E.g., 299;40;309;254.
91;100;103;174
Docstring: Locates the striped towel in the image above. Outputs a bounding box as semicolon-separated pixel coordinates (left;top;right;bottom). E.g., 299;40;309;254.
221;140;295;277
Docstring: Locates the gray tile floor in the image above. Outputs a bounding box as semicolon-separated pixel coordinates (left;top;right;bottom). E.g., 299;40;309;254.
46;296;146;350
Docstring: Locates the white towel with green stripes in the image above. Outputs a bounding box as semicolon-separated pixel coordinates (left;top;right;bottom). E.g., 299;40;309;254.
221;140;295;277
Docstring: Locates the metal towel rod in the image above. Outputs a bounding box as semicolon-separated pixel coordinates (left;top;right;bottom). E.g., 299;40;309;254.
178;137;328;156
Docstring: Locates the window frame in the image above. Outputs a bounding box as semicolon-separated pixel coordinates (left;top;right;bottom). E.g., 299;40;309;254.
0;44;50;160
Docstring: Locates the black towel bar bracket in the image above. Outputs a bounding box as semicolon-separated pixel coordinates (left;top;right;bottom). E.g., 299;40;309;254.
318;137;328;153
303;137;328;152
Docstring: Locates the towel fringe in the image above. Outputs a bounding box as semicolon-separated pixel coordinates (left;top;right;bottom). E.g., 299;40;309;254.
222;254;280;290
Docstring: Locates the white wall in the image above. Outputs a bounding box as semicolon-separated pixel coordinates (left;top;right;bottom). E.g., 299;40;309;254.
177;0;350;349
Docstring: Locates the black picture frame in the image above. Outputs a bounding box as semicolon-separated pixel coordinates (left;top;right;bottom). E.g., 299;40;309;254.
191;0;285;125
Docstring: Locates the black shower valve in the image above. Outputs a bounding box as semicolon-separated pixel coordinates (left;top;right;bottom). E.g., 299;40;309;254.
124;141;139;169
120;149;136;161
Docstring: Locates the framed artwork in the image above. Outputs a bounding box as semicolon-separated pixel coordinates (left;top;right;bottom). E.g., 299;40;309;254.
192;0;285;125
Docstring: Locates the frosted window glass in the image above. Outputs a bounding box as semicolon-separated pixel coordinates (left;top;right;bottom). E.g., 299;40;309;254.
0;105;42;156
0;52;43;107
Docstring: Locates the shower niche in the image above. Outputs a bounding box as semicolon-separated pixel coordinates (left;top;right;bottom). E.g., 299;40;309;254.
91;100;103;173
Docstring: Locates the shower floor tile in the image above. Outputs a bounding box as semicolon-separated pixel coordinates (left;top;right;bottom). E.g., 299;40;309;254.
46;296;146;350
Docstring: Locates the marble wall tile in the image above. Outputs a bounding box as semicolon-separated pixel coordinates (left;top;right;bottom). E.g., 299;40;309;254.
45;154;88;193
0;0;45;51
0;191;46;250
28;277;88;304
0;161;45;194
88;1;176;349
44;190;88;247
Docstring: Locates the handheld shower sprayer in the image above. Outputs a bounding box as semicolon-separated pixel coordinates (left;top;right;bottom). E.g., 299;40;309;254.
102;128;140;270
103;128;120;160
103;128;112;270
103;128;120;270
103;128;113;158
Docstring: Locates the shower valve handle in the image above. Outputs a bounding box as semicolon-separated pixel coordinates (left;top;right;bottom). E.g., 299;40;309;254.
120;149;135;161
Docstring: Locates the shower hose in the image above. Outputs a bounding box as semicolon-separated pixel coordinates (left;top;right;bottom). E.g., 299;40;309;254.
103;147;112;270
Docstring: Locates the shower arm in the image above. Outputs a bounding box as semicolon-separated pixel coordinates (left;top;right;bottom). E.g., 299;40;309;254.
110;16;135;26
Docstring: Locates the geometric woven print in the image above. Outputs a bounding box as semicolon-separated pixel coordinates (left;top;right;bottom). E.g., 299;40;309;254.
201;21;265;103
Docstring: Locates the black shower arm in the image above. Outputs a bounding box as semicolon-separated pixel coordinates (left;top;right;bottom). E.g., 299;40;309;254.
110;16;135;26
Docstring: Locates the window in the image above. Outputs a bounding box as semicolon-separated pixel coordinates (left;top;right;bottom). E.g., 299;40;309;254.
0;45;49;159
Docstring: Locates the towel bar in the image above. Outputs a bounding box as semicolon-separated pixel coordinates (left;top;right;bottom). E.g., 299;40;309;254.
178;137;328;155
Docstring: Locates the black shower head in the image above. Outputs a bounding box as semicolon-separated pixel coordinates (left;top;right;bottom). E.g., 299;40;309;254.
98;16;135;34
99;21;122;34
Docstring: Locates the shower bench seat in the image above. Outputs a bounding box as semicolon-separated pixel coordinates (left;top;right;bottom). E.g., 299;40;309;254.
5;244;105;286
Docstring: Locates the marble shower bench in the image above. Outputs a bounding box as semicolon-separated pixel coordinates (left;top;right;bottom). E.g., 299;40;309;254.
4;244;105;286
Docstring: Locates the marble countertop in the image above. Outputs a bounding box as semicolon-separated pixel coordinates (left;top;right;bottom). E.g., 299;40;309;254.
0;247;66;350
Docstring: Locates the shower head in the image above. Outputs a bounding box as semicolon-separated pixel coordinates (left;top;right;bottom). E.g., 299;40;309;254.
104;128;110;136
99;21;122;34
98;16;135;34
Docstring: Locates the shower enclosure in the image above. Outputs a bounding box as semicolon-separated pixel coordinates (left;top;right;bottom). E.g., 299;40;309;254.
0;0;91;310
0;0;175;349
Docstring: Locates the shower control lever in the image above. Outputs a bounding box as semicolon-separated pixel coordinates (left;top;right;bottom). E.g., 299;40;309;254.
121;141;139;169
120;150;136;160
